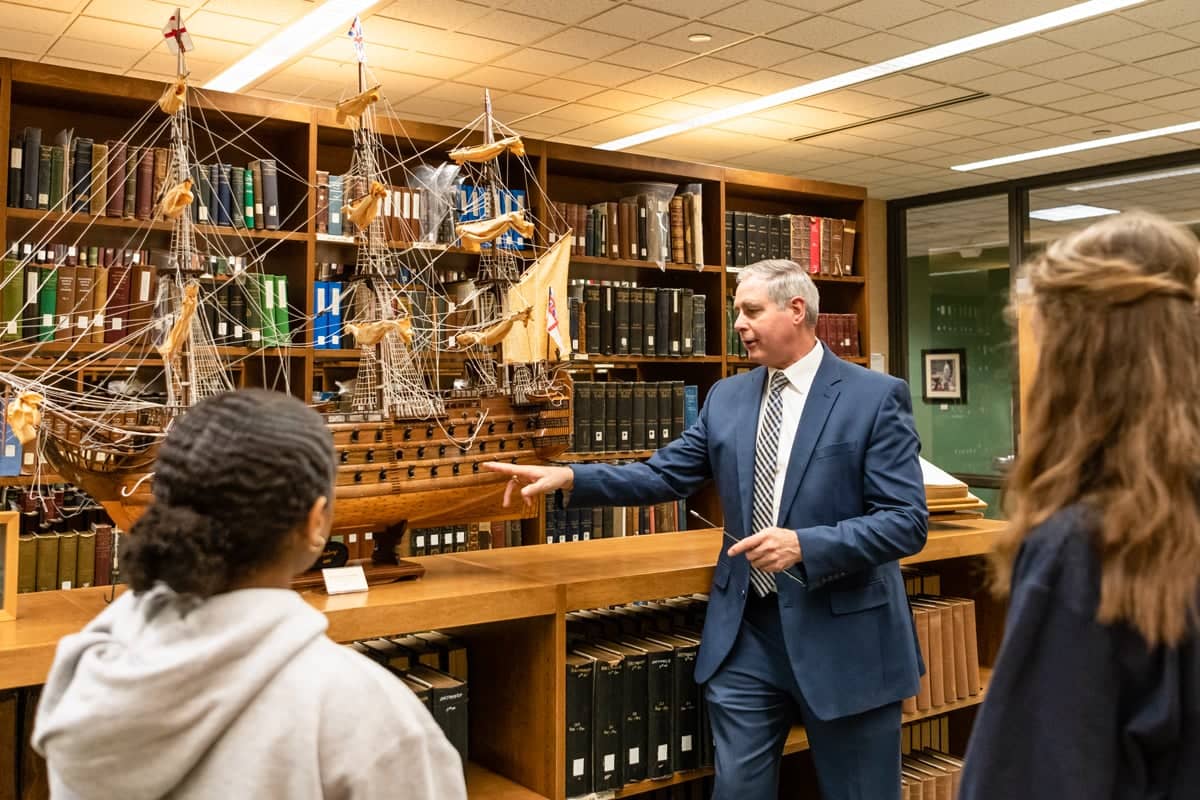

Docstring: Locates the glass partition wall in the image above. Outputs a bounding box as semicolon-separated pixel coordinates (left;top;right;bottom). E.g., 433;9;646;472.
889;149;1200;520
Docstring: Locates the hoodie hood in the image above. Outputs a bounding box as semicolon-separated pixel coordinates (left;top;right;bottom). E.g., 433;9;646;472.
32;584;328;799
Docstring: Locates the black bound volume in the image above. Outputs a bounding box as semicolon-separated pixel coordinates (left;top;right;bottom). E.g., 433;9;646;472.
575;645;624;792
565;653;594;796
596;639;649;784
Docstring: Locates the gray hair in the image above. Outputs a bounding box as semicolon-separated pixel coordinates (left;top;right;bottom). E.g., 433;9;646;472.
737;259;820;327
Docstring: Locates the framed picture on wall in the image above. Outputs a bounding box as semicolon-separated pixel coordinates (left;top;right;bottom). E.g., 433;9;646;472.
922;349;967;404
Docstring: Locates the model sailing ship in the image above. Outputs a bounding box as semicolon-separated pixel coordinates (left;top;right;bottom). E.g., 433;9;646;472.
0;13;573;562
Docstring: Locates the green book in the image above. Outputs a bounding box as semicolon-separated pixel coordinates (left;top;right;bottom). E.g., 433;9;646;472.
56;531;78;589
75;530;95;588
38;267;58;342
17;534;36;593
243;165;255;228
48;145;65;210
272;274;289;346
122;146;137;219
34;533;58;592
36;145;51;210
0;248;22;342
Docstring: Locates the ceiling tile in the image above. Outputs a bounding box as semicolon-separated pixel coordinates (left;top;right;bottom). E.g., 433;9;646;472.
281;55;356;82
1092;31;1195;64
488;93;563;116
758;103;864;129
977;37;1075;68
910;56;1002;84
1029;115;1105;134
394;96;473;120
581;113;684;141
376;0;493;30
522;77;606;101
678;84;759;109
1067;65;1160;92
389;52;475;81
576;88;660;112
494;0;616;25
196;0;303;25
1119;0;1200;29
713;37;805;68
771;15;872;48
1052;93;1126;114
957;0;1078;24
1029;52;1121;81
537;27;634;60
1111;77;1197;101
828;0;941;30
6;0;79;11
636;99;713;121
185;10;277;46
48;36;141;69
602;43;693;72
722;69;804;95
507;115;584;137
857;74;946;100
1088;103;1165;123
1041;14;1152;49
582;5;687;38
254;73;343;101
527;103;615;123
1149;89;1200;112
455;65;543;93
133;51;225;83
560;61;648;87
0;28;52;55
701;0;812;35
828;31;924;61
621;73;708;100
1011;82;1088;106
662;57;757;84
1135;50;1200;77
494;48;586;75
66;16;156;46
416;81;501;106
410;30;517;63
457;11;563;45
964;70;1047;95
0;2;67;35
633;0;733;18
938;117;1008;136
905;85;984;106
650;23;749;55
714;114;803;139
773;51;866;80
368;70;443;101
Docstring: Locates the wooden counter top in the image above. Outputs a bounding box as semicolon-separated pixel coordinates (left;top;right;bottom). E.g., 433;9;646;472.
0;518;1004;690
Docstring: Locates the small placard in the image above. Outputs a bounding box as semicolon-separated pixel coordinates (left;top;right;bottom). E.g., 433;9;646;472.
322;565;368;595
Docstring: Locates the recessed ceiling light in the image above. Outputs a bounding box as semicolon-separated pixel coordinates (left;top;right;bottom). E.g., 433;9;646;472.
1029;204;1119;222
1067;165;1200;191
206;0;382;93
687;32;713;43
952;119;1200;171
596;0;1145;151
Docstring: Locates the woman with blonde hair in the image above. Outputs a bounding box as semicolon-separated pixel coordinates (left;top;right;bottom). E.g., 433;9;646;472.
959;211;1200;798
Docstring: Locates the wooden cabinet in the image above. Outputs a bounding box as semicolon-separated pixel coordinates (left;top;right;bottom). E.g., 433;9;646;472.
0;519;1005;799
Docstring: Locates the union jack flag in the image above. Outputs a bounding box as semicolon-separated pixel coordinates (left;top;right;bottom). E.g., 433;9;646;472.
347;16;366;63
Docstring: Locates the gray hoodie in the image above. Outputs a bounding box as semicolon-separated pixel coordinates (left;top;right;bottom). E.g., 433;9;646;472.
32;584;466;799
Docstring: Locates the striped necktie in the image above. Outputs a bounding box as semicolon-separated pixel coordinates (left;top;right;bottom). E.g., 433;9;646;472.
749;370;789;597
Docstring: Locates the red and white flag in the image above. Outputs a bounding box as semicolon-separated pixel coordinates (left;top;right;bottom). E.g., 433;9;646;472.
347;16;367;63
546;286;566;354
162;13;193;55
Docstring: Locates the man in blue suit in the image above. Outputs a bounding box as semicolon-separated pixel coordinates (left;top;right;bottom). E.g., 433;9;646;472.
485;258;927;800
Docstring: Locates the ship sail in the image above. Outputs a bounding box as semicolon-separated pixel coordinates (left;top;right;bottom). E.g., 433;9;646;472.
500;236;572;364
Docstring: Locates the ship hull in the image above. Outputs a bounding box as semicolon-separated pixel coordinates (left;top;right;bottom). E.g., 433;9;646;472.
40;389;571;534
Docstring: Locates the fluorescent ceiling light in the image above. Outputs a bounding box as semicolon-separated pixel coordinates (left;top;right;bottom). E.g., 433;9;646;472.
595;0;1145;151
953;121;1200;172
1066;164;1200;191
206;0;381;93
1029;204;1119;222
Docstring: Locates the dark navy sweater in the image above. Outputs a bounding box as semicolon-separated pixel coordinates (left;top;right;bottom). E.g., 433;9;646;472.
959;505;1199;799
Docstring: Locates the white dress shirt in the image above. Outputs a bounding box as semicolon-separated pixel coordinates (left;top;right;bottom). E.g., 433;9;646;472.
756;340;823;525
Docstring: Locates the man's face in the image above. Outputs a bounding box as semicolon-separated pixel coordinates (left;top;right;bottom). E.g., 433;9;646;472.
733;276;806;369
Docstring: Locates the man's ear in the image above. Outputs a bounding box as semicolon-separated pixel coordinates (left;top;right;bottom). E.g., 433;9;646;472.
790;295;807;323
303;495;331;554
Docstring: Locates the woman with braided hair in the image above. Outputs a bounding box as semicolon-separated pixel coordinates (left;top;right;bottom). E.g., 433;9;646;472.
31;389;466;800
960;211;1200;799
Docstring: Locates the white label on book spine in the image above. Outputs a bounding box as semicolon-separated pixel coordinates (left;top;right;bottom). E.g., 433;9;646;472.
572;759;585;777
364;532;373;541
5;445;15;458
255;203;264;214
218;321;227;336
4;321;14;335
10;148;20;168
67;246;77;258
112;318;122;330
657;744;668;762
251;330;261;342
94;313;104;328
138;273;151;302
348;533;357;543
681;735;693;752
628;747;640;765
37;193;48;206
233;324;243;337
61;581;72;590
76;315;88;329
331;212;340;223
268;205;277;217
26;282;37;303
42;313;52;327
603;754;615;772
199;207;209;221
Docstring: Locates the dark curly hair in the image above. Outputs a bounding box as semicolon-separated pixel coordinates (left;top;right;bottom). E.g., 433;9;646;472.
121;389;336;597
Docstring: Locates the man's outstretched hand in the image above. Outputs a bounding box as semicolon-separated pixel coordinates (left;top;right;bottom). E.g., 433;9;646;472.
481;461;574;512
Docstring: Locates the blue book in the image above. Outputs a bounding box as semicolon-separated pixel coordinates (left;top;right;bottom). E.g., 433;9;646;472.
683;384;699;429
0;413;22;476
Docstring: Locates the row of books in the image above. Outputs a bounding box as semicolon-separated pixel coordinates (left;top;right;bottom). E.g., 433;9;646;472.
725;211;856;275
902;748;965;800
457;184;528;250
569;381;698;454
546;500;689;543
565;595;712;795
8;488;120;592
548;187;704;267
568;280;707;358
315;173;426;242
0;242;292;348
7;127;281;229
347;632;469;763
404;519;524;557
902;567;983;713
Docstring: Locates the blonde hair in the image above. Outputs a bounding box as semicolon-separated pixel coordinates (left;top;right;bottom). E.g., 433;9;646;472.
997;211;1200;645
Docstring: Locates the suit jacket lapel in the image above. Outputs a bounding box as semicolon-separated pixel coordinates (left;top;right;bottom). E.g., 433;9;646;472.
736;367;767;537
776;347;843;524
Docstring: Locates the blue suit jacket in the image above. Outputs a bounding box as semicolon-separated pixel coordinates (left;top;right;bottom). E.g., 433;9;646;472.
570;346;928;720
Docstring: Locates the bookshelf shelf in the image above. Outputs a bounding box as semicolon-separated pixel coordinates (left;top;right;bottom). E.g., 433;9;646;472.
551;450;656;463
570;254;717;274
567;355;722;366
466;762;549;800
6;207;306;241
